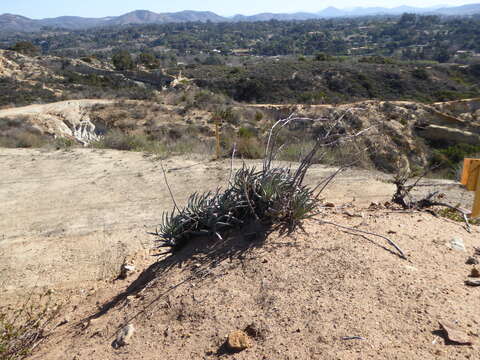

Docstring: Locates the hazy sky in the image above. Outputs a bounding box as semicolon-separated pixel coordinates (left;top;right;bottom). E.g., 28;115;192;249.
1;0;479;18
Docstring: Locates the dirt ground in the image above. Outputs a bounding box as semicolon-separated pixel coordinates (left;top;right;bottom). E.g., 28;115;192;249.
30;209;480;360
1;148;479;359
0;147;404;297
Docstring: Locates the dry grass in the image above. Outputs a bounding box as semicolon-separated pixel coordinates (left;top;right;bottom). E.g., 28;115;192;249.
0;294;62;360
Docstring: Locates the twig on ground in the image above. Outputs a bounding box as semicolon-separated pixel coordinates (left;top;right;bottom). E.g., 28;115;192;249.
313;218;408;260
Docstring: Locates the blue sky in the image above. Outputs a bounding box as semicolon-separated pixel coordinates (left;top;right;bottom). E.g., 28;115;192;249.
1;0;479;18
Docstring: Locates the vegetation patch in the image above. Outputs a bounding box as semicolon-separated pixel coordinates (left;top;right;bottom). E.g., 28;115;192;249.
0;295;61;360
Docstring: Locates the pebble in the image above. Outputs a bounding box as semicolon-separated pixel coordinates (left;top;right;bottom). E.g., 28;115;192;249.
119;264;135;279
226;330;252;352
113;324;135;348
449;237;466;252
466;257;479;265
465;279;480;287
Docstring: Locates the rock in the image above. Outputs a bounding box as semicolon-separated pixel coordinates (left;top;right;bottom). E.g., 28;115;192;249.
470;267;480;278
324;202;335;208
113;324;135;348
58;318;69;326
439;321;472;345
449;237;466;252
226;330;252;352
466;257;479;265
119;264;135;279
465;279;480;287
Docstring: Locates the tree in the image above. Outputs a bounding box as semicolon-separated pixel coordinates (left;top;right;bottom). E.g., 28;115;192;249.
138;52;159;69
434;47;450;63
10;41;39;56
112;50;135;71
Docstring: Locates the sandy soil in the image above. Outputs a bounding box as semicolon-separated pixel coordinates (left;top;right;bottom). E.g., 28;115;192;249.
0;99;114;118
1;148;478;359
1;148;411;297
30;211;480;360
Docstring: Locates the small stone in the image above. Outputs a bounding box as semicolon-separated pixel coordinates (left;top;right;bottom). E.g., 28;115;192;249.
113;324;135;348
226;330;252;352
324;202;335;208
465;279;480;287
439;321;472;345
449;237;466;252
466;257;479;265
119;264;135;279
58;318;69;326
470;267;480;278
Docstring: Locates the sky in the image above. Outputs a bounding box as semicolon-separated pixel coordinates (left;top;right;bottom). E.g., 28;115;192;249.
1;0;479;18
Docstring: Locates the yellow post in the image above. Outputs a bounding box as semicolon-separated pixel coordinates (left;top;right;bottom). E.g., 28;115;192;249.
473;169;480;219
461;158;480;219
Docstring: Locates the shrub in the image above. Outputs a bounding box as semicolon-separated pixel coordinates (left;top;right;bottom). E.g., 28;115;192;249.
254;111;264;122
112;50;135;71
90;129;149;151
214;107;240;125
237;126;256;139
235;137;263;159
0;295;61;360
431;143;480;169
10;42;38;56
154;166;318;252
412;68;429;80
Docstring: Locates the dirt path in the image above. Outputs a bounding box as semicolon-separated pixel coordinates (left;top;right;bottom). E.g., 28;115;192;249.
0;99;114;117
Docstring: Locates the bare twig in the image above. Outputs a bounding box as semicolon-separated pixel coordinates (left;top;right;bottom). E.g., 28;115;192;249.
313;218;408;260
160;162;180;213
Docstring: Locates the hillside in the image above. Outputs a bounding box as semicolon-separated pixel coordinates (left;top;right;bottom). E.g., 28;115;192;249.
1;4;480;32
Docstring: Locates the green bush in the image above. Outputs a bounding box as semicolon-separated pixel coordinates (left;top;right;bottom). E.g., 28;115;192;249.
112;50;135;71
237;126;256;139
432;143;480;168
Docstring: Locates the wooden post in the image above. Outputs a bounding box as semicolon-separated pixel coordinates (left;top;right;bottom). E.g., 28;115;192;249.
473;168;480;219
214;116;221;160
461;158;480;219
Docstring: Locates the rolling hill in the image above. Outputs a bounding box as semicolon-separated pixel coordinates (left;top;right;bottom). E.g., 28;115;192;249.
0;4;479;32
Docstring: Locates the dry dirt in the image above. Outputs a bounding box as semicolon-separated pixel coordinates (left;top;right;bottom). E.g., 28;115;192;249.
1;147;407;298
1;148;479;359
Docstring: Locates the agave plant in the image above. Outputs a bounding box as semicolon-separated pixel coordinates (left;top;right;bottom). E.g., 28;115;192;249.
152;113;356;253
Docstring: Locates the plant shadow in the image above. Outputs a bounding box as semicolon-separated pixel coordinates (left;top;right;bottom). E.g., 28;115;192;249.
86;220;272;323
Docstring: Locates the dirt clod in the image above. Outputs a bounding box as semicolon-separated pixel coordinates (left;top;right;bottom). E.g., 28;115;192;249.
470;267;480;278
466;257;479;265
439;321;472;345
226;330;252;352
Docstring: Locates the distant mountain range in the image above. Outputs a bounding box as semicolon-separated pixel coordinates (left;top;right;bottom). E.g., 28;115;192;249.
1;4;480;32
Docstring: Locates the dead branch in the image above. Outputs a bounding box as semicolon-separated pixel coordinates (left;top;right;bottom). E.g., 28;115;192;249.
160;162;180;213
313;218;407;260
391;169;472;232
